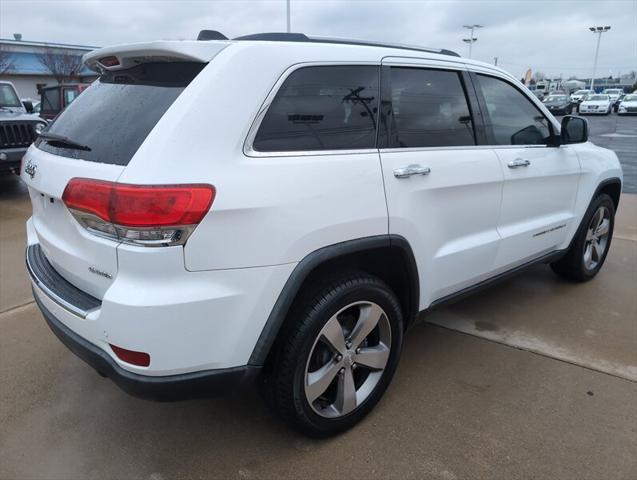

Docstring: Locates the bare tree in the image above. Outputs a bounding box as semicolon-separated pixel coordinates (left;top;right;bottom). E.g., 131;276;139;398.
36;48;83;83
0;47;14;75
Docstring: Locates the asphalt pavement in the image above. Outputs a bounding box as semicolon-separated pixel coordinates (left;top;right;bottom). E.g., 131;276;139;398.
565;113;637;193
1;115;636;479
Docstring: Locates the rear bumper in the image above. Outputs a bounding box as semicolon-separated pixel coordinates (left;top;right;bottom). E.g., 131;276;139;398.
0;147;26;172
34;289;260;401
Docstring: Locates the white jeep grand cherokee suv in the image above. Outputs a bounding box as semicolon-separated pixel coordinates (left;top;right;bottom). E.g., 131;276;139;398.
22;31;622;437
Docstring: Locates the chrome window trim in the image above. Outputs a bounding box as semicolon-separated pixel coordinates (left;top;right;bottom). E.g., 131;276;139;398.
378;144;551;154
243;61;561;157
243;61;382;158
380;58;466;70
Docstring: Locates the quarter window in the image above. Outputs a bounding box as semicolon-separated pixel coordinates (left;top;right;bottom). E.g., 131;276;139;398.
253;66;379;152
476;74;552;145
387;68;475;148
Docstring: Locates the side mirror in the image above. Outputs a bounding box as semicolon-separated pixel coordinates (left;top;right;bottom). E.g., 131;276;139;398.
22;100;34;113
560;115;588;144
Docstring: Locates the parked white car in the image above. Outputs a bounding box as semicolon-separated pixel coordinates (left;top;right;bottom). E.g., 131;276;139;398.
21;32;623;437
617;93;637;115
570;89;593;103
602;88;623;103
579;94;613;114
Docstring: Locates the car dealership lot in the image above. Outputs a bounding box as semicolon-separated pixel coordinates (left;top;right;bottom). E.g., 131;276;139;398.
570;113;637;193
1;115;636;479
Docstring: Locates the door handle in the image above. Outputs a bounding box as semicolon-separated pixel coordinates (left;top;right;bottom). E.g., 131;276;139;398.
393;164;431;178
507;158;531;168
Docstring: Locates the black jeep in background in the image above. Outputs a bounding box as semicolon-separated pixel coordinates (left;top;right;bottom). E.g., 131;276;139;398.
0;81;47;175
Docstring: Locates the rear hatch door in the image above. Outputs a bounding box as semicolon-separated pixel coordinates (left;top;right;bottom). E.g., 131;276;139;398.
22;57;210;299
23;149;123;299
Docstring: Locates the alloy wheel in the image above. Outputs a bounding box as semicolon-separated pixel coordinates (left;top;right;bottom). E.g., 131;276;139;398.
583;205;611;271
304;301;391;418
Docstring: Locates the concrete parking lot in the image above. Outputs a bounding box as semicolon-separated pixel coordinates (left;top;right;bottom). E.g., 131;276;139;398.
1;116;636;479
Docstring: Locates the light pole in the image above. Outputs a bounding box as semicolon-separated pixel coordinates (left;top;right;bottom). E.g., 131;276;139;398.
462;24;483;58
589;26;611;91
286;0;291;33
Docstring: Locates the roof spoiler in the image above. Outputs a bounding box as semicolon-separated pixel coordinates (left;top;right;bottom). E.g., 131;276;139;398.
83;40;229;72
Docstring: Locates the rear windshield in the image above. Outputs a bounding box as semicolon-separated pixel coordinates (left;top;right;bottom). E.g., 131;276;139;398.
35;62;205;165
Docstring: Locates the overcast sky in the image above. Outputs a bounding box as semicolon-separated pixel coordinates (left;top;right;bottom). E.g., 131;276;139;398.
1;0;636;79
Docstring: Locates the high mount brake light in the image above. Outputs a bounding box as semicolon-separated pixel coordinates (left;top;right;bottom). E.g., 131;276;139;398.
62;178;215;247
99;56;120;67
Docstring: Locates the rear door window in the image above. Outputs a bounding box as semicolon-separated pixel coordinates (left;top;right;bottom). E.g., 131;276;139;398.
253;65;380;152
387;68;475;148
36;62;205;165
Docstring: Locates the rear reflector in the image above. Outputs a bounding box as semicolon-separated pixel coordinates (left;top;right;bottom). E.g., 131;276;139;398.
62;178;215;246
110;344;150;367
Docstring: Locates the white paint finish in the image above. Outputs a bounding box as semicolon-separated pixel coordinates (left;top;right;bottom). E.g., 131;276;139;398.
493;145;581;269
83;40;231;70
23;39;624;379
31;242;296;374
119;43;390;270
563;142;623;248
380;147;503;306
21;147;124;298
183;152;388;270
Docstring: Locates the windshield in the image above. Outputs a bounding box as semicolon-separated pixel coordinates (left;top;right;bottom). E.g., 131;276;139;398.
588;95;608;101
574;90;590;95
624;95;637;101
545;96;567;102
0;84;22;108
603;89;621;94
35;62;205;165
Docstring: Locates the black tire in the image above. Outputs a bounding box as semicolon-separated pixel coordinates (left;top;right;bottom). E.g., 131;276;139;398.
263;272;404;437
550;193;615;282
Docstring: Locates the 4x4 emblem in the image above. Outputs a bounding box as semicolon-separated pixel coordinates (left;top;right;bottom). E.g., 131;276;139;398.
24;160;37;179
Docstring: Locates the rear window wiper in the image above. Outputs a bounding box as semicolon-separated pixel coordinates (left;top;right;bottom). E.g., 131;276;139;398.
38;132;92;151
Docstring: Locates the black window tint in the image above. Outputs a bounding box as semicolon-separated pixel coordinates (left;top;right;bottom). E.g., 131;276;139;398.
41;89;60;112
36;62;205;165
253;66;379;152
388;68;475;148
477;74;551;145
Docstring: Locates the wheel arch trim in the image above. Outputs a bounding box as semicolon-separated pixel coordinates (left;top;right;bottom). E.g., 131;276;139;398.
248;234;419;366
566;176;622;252
592;176;622;209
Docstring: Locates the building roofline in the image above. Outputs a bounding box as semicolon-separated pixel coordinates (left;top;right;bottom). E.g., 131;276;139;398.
0;38;98;50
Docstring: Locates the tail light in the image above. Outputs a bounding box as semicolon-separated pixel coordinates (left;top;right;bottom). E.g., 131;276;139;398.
62;178;215;247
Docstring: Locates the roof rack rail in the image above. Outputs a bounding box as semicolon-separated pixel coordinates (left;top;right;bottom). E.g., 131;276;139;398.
229;32;461;58
234;32;310;42
197;30;228;41
196;30;460;57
